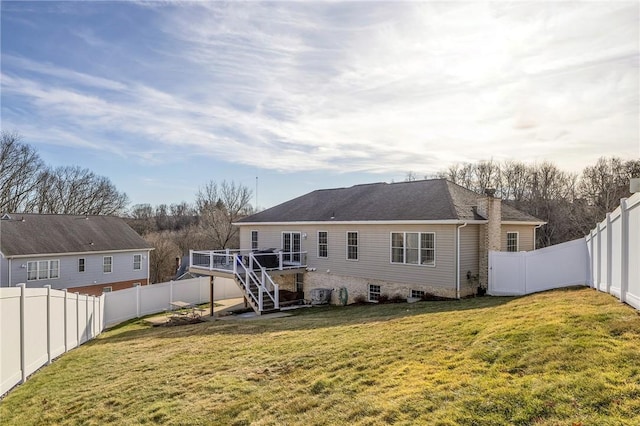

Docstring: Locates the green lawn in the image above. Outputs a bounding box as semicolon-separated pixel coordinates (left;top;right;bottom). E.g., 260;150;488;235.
2;287;640;425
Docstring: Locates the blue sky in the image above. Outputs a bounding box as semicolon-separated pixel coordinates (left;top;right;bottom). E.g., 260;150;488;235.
1;1;639;210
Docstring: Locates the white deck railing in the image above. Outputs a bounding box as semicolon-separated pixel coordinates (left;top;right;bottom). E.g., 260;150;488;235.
188;249;307;312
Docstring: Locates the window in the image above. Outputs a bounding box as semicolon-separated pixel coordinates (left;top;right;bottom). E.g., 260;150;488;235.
390;232;435;266
103;287;112;293
251;231;259;250
78;258;85;273
507;232;519;252
347;231;358;261
103;256;113;273
411;290;425;299
295;273;304;293
26;260;60;281
318;231;328;258
368;284;381;302
133;254;142;270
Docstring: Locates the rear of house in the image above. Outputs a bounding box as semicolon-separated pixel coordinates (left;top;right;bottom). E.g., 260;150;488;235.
235;179;543;303
0;214;153;296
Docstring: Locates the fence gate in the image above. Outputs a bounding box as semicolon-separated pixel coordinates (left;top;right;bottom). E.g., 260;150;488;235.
488;238;590;296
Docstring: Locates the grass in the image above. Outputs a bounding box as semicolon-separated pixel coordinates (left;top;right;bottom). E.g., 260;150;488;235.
2;287;640;425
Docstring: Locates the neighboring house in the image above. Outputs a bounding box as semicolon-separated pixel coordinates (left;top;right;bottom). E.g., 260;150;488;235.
0;213;153;296
189;179;544;312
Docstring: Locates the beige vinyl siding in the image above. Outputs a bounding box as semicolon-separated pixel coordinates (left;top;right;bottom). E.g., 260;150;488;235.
459;224;480;296
240;224;457;290
501;225;536;252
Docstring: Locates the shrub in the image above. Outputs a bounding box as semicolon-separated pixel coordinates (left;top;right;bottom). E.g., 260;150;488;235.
352;294;368;305
378;294;390;304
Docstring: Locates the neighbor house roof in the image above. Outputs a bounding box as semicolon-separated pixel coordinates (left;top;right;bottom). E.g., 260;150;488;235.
0;213;153;257
237;179;543;224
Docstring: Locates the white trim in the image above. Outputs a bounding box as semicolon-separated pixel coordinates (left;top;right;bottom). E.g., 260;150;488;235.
133;254;142;271
250;230;259;250
103;256;113;274
78;257;86;273
6;247;154;259
346;231;359;261
317;230;328;259
235;220;488;226
368;284;381;302
26;259;60;281
506;231;519;252
501;221;546;226
389;231;436;267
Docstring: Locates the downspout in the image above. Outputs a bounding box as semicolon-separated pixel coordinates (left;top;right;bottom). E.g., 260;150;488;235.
533;224;544;250
8;258;11;287
456;222;468;299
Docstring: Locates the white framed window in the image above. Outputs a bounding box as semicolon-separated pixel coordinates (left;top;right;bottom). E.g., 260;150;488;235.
347;231;358;261
133;254;142;270
27;260;60;281
103;256;113;274
318;231;328;258
103;286;113;293
368;284;381;302
411;290;425;299
390;232;435;266
507;232;519;252
78;258;86;273
251;231;259;250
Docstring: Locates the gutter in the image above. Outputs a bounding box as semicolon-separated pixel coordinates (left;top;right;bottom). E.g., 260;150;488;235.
456;222;468;299
533;223;545;250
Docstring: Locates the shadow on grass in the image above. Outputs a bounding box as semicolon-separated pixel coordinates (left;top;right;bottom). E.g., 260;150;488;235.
90;293;522;344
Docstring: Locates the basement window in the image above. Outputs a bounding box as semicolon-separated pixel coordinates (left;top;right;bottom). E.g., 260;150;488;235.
368;284;381;302
411;290;425;299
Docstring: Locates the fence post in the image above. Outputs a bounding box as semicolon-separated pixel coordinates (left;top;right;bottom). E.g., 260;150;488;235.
18;283;26;384
75;292;80;347
606;213;612;294
589;232;595;287
136;283;141;318
63;289;68;352
620;198;629;304
45;285;52;365
596;223;602;291
170;280;174;305
85;294;90;340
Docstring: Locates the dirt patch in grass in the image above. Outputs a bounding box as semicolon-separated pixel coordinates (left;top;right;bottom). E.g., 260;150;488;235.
2;288;640;425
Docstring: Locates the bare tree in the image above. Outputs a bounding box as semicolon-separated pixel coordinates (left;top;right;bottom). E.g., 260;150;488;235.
196;180;253;249
32;166;128;215
146;231;181;283
0;131;45;212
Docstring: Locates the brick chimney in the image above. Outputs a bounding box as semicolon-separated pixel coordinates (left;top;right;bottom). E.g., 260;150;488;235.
478;189;502;289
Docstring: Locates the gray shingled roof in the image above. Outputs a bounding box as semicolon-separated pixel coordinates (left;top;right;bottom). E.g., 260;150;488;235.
238;179;543;223
0;214;152;257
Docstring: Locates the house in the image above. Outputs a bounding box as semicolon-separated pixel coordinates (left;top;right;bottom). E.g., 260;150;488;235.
0;213;153;296
189;179;544;312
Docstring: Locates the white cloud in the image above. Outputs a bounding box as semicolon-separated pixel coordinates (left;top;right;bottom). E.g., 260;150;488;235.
1;1;638;177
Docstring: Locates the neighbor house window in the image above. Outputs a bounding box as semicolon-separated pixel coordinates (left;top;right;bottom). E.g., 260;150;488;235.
251;231;259;250
347;232;358;260
27;260;60;281
103;256;113;273
411;290;425;299
391;232;435;266
507;232;519;252
368;284;381;302
318;231;328;258
103;287;112;293
78;258;85;273
133;254;142;270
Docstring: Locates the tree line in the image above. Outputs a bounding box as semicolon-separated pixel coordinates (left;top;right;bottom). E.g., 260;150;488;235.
1;131;127;215
408;157;639;247
126;181;254;282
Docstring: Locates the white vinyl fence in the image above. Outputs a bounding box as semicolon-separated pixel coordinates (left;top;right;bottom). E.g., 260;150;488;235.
1;276;242;396
488;238;590;296
0;285;104;396
586;193;640;310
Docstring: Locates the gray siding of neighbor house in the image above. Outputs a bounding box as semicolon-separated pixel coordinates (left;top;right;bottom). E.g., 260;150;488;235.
459;224;480;296
7;251;149;290
241;224;458;291
501;225;536;252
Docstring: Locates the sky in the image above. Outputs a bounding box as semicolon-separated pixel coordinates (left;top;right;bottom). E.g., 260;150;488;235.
1;1;639;210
